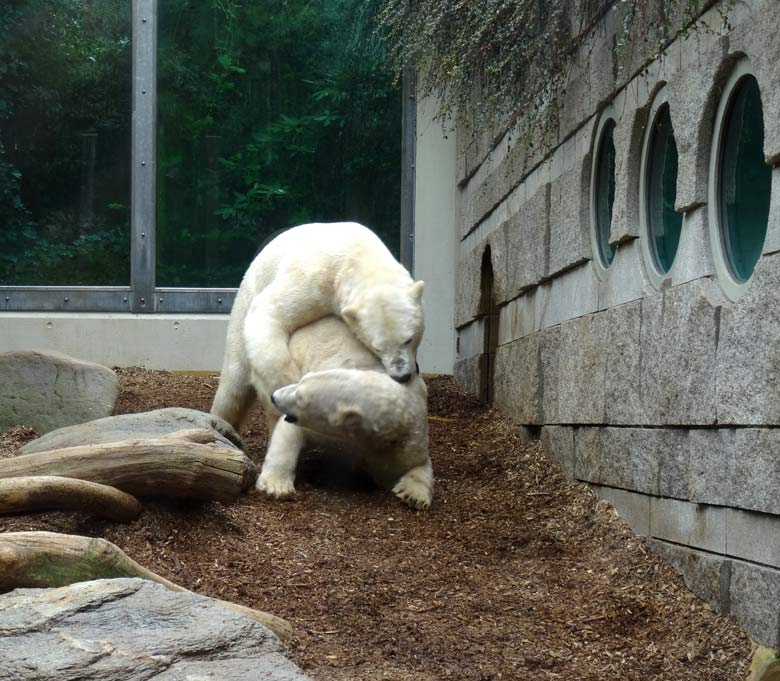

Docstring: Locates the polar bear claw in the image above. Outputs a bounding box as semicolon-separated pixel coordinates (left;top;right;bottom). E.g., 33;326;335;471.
255;472;296;499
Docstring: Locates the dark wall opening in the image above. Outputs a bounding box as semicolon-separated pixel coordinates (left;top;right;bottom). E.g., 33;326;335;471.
478;246;499;404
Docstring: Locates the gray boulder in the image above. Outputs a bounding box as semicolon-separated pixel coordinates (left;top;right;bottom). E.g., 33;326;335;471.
21;407;244;455
0;578;308;681
0;351;118;435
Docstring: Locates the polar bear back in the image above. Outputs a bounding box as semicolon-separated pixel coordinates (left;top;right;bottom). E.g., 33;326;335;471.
288;316;380;374
239;222;412;300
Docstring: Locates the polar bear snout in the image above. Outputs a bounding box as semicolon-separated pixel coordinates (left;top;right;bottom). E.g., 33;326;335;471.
271;383;300;416
383;350;417;384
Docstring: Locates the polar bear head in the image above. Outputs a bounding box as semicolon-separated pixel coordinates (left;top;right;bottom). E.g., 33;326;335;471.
340;281;424;383
271;368;417;442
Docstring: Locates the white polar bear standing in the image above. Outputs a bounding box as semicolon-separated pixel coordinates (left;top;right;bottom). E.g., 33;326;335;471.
211;222;425;430
260;316;433;509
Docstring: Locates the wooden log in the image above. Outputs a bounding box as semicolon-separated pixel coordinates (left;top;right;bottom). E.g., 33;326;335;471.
0;476;142;522
0;429;257;504
0;531;291;641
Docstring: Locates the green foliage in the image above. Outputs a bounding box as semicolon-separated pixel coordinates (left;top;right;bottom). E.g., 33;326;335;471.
155;0;402;286
378;0;733;133
0;0;401;288
0;0;132;285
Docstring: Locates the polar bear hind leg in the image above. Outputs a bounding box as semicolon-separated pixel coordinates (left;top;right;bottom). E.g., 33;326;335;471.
211;357;257;429
392;460;433;510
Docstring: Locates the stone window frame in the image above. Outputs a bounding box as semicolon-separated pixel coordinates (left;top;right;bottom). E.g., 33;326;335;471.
707;57;770;302
638;85;682;289
589;105;619;280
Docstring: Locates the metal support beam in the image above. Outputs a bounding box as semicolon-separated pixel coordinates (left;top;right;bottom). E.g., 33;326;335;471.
400;68;417;274
131;0;157;312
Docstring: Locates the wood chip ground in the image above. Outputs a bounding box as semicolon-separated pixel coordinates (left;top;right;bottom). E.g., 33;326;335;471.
0;368;751;680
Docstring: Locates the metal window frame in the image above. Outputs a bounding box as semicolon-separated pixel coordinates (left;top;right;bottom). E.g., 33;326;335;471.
1;0;410;314
400;68;417;274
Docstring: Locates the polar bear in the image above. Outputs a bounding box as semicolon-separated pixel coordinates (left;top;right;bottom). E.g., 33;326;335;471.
211;222;425;430
257;316;433;510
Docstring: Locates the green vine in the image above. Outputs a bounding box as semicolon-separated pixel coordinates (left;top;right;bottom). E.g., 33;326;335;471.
378;0;734;135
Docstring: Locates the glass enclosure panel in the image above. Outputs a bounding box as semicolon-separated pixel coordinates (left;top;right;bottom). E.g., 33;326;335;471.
719;75;771;283
595;120;616;267
156;1;401;287
0;1;131;286
646;104;682;273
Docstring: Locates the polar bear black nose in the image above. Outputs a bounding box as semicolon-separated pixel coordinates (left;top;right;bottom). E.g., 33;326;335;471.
395;372;412;384
270;393;277;405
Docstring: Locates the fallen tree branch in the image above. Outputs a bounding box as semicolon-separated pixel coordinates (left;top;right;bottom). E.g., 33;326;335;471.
0;429;257;504
0;531;291;641
0;476;142;522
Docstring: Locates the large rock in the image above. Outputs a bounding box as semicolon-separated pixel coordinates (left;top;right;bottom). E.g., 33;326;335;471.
21;407;243;455
689;428;780;517
548;162;590;278
717;253;780;426
493;335;542;424
453;355;484;400
639;280;719;425
574;427;690;499
503;183;550;294
603;301;644;424
0;578;308;681
556;313;608;424
0;351;118;435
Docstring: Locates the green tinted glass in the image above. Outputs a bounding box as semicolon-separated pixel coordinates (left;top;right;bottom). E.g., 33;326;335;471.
719;75;771;283
156;2;401;287
595;120;617;267
0;2;132;285
646;104;682;273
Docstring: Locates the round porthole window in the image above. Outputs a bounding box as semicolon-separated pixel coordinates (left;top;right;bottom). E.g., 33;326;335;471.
709;60;772;299
591;113;617;272
640;90;683;285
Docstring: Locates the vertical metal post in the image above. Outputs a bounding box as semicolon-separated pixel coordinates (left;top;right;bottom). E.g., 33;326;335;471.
400;67;417;274
131;0;157;312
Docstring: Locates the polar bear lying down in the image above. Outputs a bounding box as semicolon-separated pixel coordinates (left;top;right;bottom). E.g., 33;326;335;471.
211;222;425;429
255;316;432;509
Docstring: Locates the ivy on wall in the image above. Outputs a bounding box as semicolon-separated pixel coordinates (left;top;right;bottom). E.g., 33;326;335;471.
378;0;733;135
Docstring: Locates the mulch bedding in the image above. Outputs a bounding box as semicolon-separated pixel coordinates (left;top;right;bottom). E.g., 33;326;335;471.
0;368;751;680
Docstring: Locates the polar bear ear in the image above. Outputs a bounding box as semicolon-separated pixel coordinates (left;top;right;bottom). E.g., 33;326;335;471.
341;305;359;329
409;281;425;301
329;405;364;431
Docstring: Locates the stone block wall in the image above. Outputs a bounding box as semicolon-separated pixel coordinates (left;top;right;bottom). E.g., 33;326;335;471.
446;0;780;649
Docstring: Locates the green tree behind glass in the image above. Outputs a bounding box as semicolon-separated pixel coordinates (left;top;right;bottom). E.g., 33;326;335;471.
0;0;132;285
157;0;402;287
0;0;401;288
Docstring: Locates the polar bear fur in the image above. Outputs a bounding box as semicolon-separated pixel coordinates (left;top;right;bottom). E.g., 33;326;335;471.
211;222;425;430
258;316;432;510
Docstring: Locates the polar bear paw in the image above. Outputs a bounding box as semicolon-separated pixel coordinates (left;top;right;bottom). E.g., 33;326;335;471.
256;472;296;499
392;471;432;510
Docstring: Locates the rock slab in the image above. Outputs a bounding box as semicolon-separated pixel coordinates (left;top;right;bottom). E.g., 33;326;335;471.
0;578;308;681
21;407;243;455
0;351;118;435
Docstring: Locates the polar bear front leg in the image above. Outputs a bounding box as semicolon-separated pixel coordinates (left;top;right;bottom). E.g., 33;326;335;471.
256;418;306;499
392;460;433;510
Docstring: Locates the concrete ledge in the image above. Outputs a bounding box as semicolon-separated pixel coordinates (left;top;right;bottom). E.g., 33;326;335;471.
650;497;727;555
540;425;576;481
645;539;730;617
0;313;229;372
589;484;650;536
648;538;780;650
